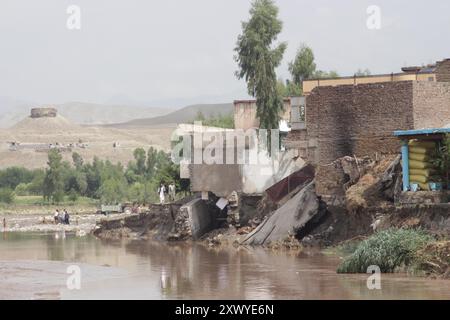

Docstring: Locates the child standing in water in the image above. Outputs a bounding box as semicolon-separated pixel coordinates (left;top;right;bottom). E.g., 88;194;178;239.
54;209;60;224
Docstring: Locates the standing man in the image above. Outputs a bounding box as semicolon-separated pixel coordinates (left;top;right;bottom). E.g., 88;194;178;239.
65;210;70;225
62;209;68;225
158;183;166;205
168;183;176;202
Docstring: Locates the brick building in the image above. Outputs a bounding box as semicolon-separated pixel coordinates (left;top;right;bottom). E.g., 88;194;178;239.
234;99;291;130
302;58;450;95
285;80;450;165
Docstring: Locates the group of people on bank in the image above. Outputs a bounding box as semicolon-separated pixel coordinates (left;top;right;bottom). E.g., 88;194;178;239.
54;209;70;225
158;182;176;204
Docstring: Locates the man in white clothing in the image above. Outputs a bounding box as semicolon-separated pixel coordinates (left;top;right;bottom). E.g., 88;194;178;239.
158;183;166;204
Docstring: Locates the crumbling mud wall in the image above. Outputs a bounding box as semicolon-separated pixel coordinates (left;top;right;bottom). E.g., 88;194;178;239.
302;80;450;165
306;81;414;164
412;81;450;129
378;204;450;237
315;156;375;208
93;204;182;240
435;58;450;82
30;107;57;118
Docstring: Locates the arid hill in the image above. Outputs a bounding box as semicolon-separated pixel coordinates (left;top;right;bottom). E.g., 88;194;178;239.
11;114;81;133
108;103;233;128
0;112;176;169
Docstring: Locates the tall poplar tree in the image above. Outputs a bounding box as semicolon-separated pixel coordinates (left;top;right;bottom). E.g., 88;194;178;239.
234;0;286;129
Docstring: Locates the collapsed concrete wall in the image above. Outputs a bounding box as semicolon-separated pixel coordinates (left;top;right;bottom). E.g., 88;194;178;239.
241;182;322;246
175;198;219;240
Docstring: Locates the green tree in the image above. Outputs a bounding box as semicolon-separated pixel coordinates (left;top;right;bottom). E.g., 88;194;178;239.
125;162;139;184
27;170;45;195
133;148;147;176
288;44;316;84
277;79;302;97
313;70;339;79
43;150;64;203
432;134;450;185
146;147;158;177
355;68;371;76
68;188;79;202
0;167;35;189
194;111;206;122
14;183;30;196
83;157;102;198
72;152;84;170
0;187;15;204
65;169;88;195
128;182;146;203
235;0;286;129
98;178;128;204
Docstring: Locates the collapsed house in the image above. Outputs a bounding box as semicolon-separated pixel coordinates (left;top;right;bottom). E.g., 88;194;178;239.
95;59;450;245
174;59;450;244
177;100;306;227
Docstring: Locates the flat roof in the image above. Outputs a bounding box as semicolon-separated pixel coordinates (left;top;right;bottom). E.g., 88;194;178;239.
234;98;292;105
303;71;435;82
393;128;450;137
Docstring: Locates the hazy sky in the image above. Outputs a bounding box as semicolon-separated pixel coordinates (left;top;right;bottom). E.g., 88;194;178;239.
0;0;449;107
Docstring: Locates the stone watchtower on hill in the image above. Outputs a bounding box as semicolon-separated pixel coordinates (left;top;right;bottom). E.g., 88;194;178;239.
30;107;57;118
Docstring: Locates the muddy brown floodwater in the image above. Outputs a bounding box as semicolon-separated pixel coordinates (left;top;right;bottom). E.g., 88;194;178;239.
1;232;450;300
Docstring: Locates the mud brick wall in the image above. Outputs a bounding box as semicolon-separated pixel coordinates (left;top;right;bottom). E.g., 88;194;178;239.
306;81;415;164
413;81;450;129
436;59;450;82
30;107;57;118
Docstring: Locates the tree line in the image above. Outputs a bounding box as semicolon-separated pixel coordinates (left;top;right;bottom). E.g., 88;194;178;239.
0;147;189;205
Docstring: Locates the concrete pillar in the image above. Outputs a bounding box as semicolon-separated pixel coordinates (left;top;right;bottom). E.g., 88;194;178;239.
401;140;410;191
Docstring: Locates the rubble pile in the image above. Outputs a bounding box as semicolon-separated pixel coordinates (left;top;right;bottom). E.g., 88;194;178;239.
414;241;450;278
168;205;193;241
315;156;373;206
345;155;399;212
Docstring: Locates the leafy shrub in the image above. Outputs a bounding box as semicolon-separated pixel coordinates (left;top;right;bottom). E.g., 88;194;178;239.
68;188;79;202
0;187;15;204
14;183;31;196
337;228;433;273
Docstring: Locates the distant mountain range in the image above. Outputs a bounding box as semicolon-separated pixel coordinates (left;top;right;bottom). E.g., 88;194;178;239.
107;103;234;128
0;95;234;129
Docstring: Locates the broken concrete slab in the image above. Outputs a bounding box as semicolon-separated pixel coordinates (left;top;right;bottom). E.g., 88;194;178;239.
241;182;319;246
174;198;219;240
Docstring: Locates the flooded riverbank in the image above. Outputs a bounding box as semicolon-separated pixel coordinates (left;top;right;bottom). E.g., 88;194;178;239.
1;232;450;300
0;213;100;233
